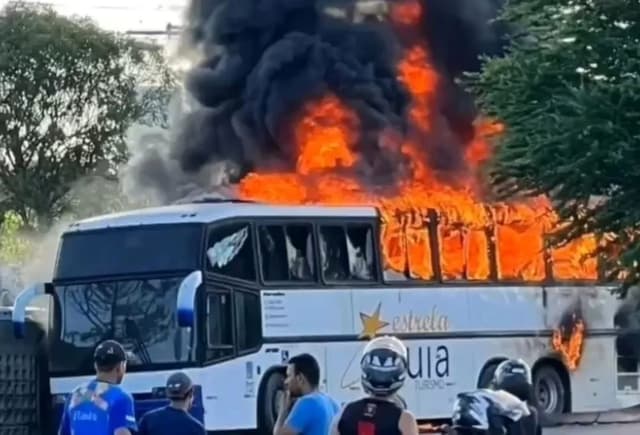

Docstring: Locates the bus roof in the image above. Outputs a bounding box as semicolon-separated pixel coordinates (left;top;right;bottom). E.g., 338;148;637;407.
65;200;378;232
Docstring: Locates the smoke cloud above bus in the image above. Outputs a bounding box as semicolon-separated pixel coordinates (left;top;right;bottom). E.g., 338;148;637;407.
128;0;508;201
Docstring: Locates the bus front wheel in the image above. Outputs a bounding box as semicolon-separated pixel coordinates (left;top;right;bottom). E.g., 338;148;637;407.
258;370;286;435
532;365;567;420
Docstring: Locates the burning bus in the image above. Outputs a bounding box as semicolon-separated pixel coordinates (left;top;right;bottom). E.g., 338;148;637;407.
8;0;640;432
8;198;640;434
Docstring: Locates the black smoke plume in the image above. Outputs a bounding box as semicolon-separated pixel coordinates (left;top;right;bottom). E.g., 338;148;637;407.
129;0;508;203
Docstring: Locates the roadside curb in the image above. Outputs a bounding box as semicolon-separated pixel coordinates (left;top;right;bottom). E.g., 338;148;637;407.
542;405;640;427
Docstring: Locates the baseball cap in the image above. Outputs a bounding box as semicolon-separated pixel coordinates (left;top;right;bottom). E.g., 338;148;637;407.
93;340;127;366
166;372;193;399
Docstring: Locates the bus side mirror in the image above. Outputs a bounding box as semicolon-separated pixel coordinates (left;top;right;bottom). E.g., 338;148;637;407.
12;282;54;338
177;270;202;328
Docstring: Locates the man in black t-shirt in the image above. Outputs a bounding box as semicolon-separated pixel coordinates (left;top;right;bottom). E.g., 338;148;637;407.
138;372;205;435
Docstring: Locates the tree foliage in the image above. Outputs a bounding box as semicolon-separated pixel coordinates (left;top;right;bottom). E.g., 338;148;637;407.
0;3;176;227
0;211;31;265
466;0;640;293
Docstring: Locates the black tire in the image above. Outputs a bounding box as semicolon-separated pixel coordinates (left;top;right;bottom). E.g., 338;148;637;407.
532;365;566;421
477;361;500;388
258;370;285;435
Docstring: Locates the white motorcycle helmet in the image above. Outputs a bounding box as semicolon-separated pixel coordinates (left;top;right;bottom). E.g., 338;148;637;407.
360;336;408;397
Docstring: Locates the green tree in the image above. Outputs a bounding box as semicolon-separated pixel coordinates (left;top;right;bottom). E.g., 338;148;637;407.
0;2;176;227
0;211;31;265
467;0;640;292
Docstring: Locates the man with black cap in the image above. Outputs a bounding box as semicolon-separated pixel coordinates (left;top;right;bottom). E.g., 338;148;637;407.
138;371;205;435
58;339;137;435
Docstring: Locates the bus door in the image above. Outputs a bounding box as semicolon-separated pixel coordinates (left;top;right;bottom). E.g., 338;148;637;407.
203;282;263;429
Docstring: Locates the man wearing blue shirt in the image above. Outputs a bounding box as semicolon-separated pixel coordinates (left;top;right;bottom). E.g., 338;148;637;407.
58;340;137;435
274;353;340;435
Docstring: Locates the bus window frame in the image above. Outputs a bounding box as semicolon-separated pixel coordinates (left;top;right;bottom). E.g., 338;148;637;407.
233;288;263;357
198;214;606;293
316;219;383;286
252;215;387;290
203;287;235;363
379;210;441;285
203;219;260;287
201;281;263;365
256;220;319;286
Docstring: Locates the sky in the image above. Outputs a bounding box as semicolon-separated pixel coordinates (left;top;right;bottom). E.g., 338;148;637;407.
2;0;188;34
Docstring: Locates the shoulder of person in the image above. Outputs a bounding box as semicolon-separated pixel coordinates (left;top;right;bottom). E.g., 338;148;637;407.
140;407;163;422
114;386;134;401
298;394;318;404
186;412;205;427
108;387;132;404
398;409;418;431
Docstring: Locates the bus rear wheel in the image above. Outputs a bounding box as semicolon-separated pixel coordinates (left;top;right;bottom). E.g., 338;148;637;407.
258;370;286;435
533;365;566;420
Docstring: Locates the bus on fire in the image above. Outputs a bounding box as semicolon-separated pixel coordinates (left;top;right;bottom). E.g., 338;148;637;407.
10;199;640;433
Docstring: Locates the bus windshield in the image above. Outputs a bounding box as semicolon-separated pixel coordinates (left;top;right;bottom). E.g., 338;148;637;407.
50;276;194;375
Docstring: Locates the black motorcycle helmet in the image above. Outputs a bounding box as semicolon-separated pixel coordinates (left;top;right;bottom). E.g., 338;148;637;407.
360;336;408;397
492;359;533;402
452;389;530;435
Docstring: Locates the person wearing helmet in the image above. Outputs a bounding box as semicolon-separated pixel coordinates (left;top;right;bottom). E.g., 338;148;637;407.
330;336;419;435
450;388;531;435
491;359;541;435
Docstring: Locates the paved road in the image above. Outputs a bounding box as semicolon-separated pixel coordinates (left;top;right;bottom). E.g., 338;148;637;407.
547;423;640;434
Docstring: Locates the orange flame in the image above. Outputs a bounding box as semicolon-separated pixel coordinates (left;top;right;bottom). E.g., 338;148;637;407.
390;0;423;26
397;44;438;132
296;95;359;174
237;0;598;285
551;315;586;371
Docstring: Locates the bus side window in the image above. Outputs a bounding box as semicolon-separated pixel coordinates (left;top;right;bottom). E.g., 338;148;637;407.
320;224;376;282
346;225;376;281
259;224;315;282
234;290;262;351
320;226;349;281
206;291;234;360
206;223;256;282
285;225;315;281
259;226;289;281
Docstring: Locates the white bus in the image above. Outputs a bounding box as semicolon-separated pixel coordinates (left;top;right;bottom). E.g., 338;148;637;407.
10;199;640;433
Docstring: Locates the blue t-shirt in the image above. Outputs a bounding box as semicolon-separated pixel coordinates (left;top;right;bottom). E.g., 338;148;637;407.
138;406;205;435
286;392;340;435
58;380;137;435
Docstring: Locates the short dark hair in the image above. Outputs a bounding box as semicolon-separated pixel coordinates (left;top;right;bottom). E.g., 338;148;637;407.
93;340;127;372
289;353;320;387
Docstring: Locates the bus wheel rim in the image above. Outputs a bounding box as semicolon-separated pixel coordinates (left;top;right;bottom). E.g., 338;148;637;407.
538;379;558;412
274;389;285;416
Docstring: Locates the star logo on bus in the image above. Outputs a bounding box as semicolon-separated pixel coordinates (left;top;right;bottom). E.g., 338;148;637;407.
340;303;389;389
359;302;389;339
